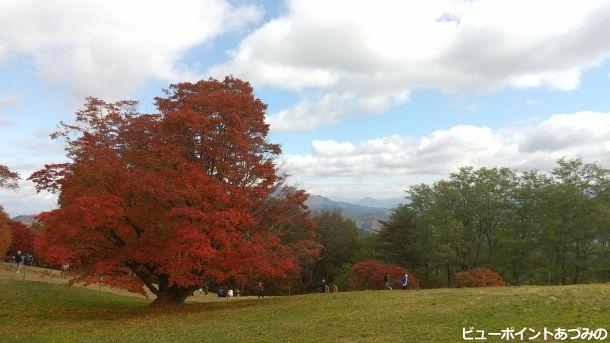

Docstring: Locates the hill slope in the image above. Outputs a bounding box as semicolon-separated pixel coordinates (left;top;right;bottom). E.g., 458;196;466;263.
1;270;608;342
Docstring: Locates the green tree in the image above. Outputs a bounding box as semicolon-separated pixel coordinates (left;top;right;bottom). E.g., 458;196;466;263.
538;158;610;284
310;210;359;289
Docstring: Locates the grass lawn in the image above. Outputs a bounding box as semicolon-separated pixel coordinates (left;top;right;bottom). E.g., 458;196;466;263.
0;269;608;342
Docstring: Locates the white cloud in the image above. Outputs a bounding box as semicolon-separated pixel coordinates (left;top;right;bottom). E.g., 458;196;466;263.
209;0;610;131
267;92;354;131
267;90;410;131
312;140;355;156
0;92;20;127
283;111;610;197
0;158;64;216
0;183;57;217
0;92;20;109
0;0;263;100
0;131;71;216
521;112;610;153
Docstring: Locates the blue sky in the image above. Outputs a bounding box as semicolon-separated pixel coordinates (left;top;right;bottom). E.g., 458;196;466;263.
2;0;610;216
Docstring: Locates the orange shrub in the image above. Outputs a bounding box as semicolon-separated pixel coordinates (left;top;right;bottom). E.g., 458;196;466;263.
349;260;419;290
454;268;505;288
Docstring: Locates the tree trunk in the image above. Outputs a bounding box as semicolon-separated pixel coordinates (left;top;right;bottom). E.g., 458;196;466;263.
150;287;193;306
128;264;198;306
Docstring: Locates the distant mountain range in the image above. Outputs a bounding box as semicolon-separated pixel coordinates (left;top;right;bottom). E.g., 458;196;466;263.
352;196;405;209
305;195;405;233
11;215;37;226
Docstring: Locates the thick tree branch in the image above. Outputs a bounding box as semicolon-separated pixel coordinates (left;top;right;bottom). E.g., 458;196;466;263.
126;260;159;296
123;216;144;237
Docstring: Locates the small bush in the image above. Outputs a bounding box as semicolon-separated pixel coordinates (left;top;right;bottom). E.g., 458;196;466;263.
454;268;505;288
349;260;419;290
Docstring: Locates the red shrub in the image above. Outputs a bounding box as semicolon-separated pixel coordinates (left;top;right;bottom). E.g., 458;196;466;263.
454;268;505;288
349;260;419;290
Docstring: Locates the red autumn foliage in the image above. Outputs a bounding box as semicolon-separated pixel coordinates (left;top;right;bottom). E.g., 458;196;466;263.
0;166;18;258
9;221;35;253
0;207;11;258
0;164;20;190
30;77;317;305
454;268;506;288
349;260;419;290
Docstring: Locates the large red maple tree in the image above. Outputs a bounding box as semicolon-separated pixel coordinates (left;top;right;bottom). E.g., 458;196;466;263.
30;77;317;305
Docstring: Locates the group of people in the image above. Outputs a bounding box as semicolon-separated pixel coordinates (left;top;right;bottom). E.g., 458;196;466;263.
210;281;265;299
384;273;410;290
196;282;209;295
320;279;339;293
217;287;242;298
11;251;71;277
11;251;34;273
319;273;409;293
197;275;408;300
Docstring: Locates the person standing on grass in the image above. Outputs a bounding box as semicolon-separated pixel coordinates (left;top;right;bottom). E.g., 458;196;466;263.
257;282;264;298
61;262;69;276
14;251;23;273
401;273;409;290
384;273;391;290
332;283;339;293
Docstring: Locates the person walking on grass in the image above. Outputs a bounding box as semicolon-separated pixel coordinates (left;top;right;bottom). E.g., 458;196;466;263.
401;273;409;290
14;251;23;273
384;273;391;290
257;282;264;299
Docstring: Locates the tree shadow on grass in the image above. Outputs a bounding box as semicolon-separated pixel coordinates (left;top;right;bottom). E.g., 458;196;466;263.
46;296;285;323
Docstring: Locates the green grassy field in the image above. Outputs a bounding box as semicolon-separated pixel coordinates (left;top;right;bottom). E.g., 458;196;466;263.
1;274;608;343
